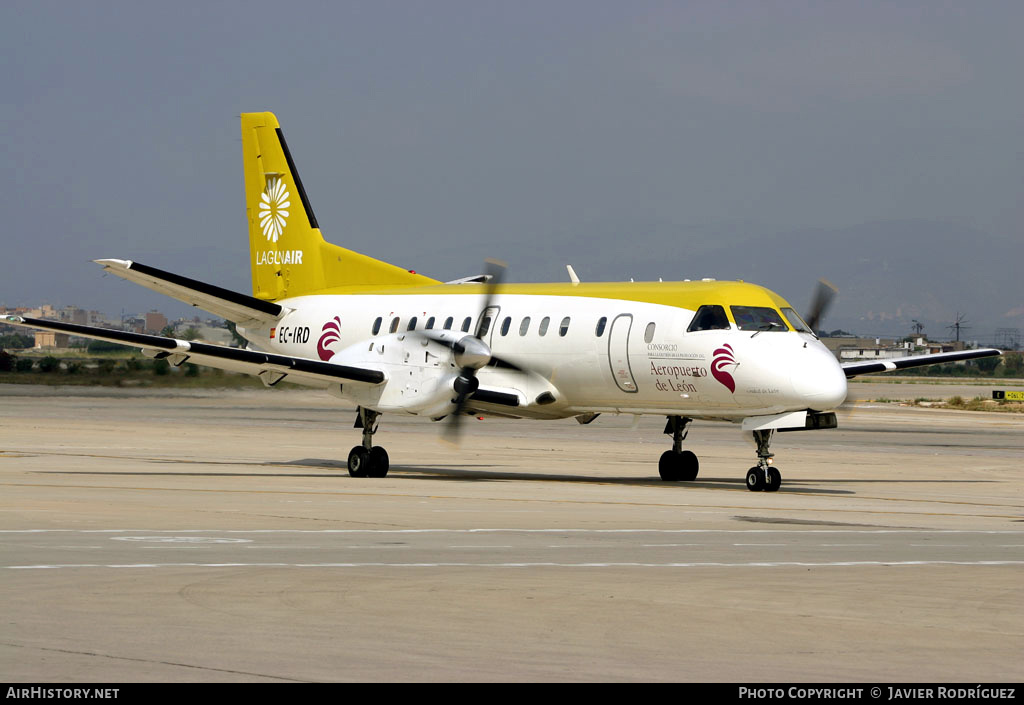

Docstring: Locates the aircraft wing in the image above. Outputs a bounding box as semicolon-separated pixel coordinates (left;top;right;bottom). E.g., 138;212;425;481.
2;316;384;388
94;259;283;328
841;348;1001;378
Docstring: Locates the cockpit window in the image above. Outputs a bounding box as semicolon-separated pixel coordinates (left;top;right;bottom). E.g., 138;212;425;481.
687;305;730;332
781;307;814;335
730;306;788;332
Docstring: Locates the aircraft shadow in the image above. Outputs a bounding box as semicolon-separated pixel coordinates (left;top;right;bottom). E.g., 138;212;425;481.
36;457;995;497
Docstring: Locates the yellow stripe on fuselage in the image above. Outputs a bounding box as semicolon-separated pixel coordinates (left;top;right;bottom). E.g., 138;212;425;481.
303;280;794;324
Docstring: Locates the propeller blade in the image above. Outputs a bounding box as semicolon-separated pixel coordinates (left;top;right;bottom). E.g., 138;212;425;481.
444;258;507;443
443;369;480;443
805;279;838;333
474;259;506;337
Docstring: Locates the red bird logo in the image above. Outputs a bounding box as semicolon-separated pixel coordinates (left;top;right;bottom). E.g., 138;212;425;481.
317;317;342;361
711;344;737;393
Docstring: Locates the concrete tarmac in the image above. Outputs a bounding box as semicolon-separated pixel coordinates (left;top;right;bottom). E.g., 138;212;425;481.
1;384;1022;682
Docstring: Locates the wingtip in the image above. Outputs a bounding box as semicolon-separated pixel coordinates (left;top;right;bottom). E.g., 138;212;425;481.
93;258;133;269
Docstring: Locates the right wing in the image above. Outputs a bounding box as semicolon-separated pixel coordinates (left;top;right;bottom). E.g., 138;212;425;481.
841;348;1001;378
3;316;384;389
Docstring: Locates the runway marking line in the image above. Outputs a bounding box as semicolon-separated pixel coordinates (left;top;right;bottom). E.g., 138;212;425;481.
6;560;1024;571
4;528;1024;534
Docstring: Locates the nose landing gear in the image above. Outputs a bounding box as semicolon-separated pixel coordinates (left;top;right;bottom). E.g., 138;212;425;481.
746;429;781;492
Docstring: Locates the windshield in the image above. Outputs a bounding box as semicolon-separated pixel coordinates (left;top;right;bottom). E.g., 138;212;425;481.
687;305;731;332
781;307;814;335
730;306;788;332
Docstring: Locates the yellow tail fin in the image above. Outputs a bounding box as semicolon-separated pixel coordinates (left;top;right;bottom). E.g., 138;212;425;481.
241;112;437;300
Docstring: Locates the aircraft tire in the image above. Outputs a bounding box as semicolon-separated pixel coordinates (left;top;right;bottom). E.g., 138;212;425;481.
348;446;369;478
764;467;782;492
746;467;765;492
367;446;390;478
658;451;680;481
659;450;699;481
680;450;699;481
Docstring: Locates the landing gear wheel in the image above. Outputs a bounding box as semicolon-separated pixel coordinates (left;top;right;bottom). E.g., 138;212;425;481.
659;450;699;481
764;467;782;492
348;446;369;478
746;466;765;492
659;451;680;481
366;446;390;478
680;450;699;481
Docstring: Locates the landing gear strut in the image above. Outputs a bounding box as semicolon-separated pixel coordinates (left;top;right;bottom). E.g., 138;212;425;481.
348;407;389;478
746;429;781;492
659;415;699;481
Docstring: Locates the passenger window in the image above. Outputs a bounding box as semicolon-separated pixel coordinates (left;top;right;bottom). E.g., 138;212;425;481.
687;305;730;332
389;317;400;334
478;316;492;337
559;317;571;337
539;317;550;336
595;317;607;337
500;317;511;336
372;317;382;335
425;317;435;330
730;306;787;332
461;317;472;333
443;317;454;330
519;317;531;336
407;316;418;331
644;322;655;343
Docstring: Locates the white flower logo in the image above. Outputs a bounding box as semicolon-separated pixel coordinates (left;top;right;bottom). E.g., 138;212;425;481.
259;177;290;242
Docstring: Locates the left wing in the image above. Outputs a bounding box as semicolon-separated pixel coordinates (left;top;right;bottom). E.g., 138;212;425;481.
841;348;1001;378
94;259;283;328
2;316;384;388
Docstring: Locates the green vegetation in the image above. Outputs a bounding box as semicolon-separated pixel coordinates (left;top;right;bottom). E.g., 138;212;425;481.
0;349;282;388
37;356;60;373
870;394;1023;413
86;340;126;354
0;334;34;349
224;321;248;347
940;395;1021;413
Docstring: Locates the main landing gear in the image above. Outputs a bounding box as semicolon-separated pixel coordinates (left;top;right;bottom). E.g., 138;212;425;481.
659;416;699;481
745;429;781;492
348;407;389;478
656;421;782;491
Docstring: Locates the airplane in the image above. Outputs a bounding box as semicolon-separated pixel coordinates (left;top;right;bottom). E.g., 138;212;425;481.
3;112;1002;492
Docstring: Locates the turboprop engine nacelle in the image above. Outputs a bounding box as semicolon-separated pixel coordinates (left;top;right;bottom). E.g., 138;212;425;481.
325;332;484;416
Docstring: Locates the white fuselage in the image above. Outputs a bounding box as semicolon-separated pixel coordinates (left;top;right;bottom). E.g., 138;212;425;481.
241;292;848;421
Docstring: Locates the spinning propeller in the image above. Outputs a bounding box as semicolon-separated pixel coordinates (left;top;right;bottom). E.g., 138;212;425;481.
805;279;838;334
445;258;509;441
412;259;516;442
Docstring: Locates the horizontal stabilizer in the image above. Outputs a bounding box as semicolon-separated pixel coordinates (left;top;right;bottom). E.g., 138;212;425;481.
2;315;383;387
841;348;1001;378
94;259;283;327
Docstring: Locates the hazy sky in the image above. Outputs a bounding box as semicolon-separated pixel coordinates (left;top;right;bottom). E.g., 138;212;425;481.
3;1;1022;325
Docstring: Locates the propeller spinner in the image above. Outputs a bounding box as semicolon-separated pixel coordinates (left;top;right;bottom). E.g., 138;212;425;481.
444;258;508;442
